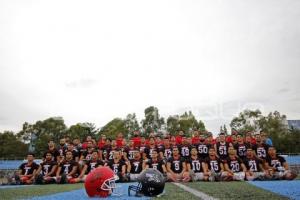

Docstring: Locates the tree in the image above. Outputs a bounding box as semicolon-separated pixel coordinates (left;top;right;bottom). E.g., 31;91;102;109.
17;117;67;157
229;110;297;153
0;131;28;159
98;118;127;139
166;111;206;135
141;106;165;134
124;113;140;136
67;122;99;140
230;109;263;133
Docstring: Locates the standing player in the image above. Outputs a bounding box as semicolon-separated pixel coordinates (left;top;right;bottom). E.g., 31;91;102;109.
143;137;158;159
253;133;269;161
159;137;173;161
106;140;119;161
214;132;232;162
14;153;39;184
265;146;297;180
80;141;95;163
58;138;67;163
187;147;206;181
179;136;192;159
65;143;80;162
223;146;247;181
166;147;190;182
197;134;210;159
123;140;139;161
234;133;248;160
44;140;60;162
35;152;58;184
56;150;78;184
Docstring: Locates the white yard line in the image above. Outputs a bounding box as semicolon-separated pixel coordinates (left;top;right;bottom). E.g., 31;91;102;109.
172;182;219;200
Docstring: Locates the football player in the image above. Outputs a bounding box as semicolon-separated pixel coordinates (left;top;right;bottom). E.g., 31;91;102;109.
43;140;60;162
243;148;267;181
14;153;39;184
127;151;143;181
253;133;270;162
223;146;246;181
187;146;206;181
179;136;192;159
76;150;104;182
166;146;190;182
203;148;226;181
159;137;173;161
106;150;127;182
80;141;96;163
234;133;249;160
214;132;232;162
56;150;79;184
35;152;58;184
265;146;297;180
143;137;158;159
197;134;211;159
144;149;167;175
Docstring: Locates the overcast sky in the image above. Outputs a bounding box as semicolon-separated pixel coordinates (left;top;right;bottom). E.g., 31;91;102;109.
1;0;300;134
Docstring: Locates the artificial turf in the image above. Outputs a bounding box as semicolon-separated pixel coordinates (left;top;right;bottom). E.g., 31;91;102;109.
153;183;199;200
0;181;295;200
185;181;289;200
0;183;84;200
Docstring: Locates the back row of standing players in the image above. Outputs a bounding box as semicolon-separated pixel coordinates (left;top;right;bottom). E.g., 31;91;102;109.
16;130;297;185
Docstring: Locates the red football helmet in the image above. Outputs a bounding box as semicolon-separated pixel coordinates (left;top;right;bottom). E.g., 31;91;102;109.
84;166;117;198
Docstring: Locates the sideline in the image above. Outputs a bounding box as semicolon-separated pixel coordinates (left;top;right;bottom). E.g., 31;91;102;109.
172;182;219;200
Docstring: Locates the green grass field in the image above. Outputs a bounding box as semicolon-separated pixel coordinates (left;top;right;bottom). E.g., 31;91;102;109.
0;184;84;200
0;181;291;200
185;181;288;200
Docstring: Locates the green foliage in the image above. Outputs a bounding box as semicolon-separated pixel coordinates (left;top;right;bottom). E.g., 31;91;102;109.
124;113;140;134
230;109;263;133
230;110;300;153
67;122;99;140
98;118;127;139
17;117;67;157
141;106;165;133
167;111;206;135
0;131;28;159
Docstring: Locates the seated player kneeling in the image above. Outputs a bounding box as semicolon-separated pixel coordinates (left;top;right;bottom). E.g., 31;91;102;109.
35;152;58;184
243;148;268;181
12;152;39;185
187;146;206;181
166;146;190;182
55;150;79;184
203;148;227;181
127;151;144;181
106;150;127;182
265;146;297;180
75;150;104;182
223;146;246;181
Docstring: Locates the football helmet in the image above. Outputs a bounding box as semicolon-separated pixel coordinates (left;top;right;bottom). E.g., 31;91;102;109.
84;166;117;198
128;168;165;197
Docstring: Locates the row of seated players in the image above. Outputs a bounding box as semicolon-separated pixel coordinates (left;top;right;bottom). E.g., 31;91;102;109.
14;144;297;185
